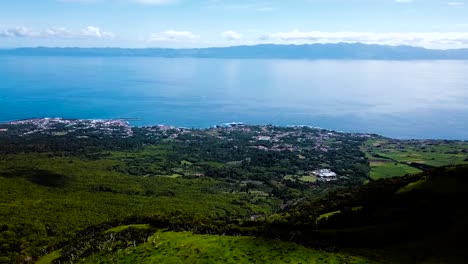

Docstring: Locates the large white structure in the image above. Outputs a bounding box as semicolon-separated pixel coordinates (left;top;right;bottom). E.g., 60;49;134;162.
313;169;338;181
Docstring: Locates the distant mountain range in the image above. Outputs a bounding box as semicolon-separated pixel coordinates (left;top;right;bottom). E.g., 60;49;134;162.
2;43;468;60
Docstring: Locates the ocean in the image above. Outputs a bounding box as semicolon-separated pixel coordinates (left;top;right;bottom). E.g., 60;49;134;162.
1;56;467;139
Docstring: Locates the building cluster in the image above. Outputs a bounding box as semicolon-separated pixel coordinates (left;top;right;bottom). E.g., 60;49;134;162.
143;125;193;139
7;118;133;137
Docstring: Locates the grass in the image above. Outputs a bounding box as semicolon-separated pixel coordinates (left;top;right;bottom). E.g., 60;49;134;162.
361;139;468;179
35;250;61;264
316;210;341;222
78;230;375;264
396;178;428;194
105;224;151;233
283;175;318;183
369;162;421;180
299;175;318;183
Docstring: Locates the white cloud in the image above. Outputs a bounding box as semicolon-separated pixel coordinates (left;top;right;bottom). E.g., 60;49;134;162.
0;27;38;37
448;2;464;6
395;0;413;3
260;30;468;49
81;26;114;38
221;30;242;41
0;26;114;39
149;30;199;41
45;27;72;37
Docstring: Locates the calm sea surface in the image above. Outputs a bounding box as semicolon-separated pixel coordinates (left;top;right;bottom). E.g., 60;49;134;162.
1;56;468;139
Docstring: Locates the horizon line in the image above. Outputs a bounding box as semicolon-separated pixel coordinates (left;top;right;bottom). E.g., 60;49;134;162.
1;43;468;51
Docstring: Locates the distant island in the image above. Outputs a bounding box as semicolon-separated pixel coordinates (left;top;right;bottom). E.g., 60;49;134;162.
2;43;468;60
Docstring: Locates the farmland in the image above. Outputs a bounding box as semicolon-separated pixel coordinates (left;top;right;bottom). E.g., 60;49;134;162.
361;138;468;179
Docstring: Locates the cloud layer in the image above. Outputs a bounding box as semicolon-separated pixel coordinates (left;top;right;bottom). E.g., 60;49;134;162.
3;26;468;49
0;26;114;39
260;30;468;48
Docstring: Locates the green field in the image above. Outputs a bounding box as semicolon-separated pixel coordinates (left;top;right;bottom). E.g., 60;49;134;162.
299;175;318;183
368;161;422;179
76;230;373;264
362;139;468;179
283;174;318;183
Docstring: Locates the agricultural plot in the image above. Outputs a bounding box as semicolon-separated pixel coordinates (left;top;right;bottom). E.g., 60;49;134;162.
362;139;468;179
368;161;422;179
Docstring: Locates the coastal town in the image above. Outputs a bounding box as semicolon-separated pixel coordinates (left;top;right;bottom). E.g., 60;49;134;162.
2;118;134;137
3;118;465;187
0;118;370;184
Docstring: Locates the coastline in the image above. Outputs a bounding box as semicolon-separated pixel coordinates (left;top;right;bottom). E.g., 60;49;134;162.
2;117;468;142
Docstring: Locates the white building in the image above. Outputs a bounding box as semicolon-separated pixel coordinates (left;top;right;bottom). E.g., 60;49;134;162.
313;169;338;182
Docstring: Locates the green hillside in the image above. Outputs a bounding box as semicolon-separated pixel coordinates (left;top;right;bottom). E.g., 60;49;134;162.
1;120;467;263
31;165;468;264
44;230;372;264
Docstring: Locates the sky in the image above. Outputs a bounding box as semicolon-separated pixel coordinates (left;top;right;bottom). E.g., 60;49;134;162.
1;0;467;49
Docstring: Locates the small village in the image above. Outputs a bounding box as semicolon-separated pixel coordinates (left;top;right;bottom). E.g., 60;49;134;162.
4;118;134;137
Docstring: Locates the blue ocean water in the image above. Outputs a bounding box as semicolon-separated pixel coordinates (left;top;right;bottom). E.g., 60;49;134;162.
1;56;468;139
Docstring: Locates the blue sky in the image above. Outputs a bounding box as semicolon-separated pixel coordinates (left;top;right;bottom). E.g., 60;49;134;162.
1;0;467;49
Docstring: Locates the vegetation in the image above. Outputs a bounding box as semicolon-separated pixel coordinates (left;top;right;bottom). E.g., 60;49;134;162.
0;120;467;263
260;165;468;263
361;138;468;179
367;161;421;179
0;153;277;263
78;230;374;264
31;165;468;264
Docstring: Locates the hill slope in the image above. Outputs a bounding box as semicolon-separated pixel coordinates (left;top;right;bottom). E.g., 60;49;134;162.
264;165;468;263
51;230;373;264
34;165;468;264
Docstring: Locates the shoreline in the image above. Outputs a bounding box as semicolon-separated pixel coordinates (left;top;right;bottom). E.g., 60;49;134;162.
2;117;468;142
